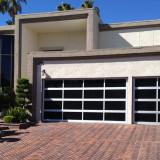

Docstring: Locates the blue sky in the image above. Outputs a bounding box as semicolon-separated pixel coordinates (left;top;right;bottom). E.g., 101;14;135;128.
1;0;160;25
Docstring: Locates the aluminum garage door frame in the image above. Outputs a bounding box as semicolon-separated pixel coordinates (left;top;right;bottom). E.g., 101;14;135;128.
133;78;160;125
42;79;127;123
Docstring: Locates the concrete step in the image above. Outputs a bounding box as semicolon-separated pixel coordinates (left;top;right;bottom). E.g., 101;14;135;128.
0;126;9;130
3;129;16;137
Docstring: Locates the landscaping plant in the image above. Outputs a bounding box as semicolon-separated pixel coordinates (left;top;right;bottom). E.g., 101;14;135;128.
5;107;29;123
16;78;31;109
56;3;74;11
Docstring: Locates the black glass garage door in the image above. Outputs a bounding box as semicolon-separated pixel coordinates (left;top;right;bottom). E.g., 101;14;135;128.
43;79;127;122
134;78;160;124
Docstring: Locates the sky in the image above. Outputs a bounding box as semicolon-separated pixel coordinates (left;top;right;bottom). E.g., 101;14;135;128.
1;0;160;26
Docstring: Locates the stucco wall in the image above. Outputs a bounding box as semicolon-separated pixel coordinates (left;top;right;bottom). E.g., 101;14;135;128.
99;27;160;49
36;56;160;123
21;25;38;78
38;31;86;51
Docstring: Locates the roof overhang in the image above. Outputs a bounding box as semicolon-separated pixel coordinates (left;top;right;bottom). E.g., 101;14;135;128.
0;25;15;35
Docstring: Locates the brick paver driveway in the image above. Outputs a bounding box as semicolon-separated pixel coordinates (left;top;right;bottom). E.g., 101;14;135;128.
0;123;160;160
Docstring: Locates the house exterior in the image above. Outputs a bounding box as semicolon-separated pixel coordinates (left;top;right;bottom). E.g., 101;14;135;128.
1;8;160;124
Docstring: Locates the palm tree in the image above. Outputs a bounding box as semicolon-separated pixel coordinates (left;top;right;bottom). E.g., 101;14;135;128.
56;3;74;11
81;0;94;9
0;0;27;25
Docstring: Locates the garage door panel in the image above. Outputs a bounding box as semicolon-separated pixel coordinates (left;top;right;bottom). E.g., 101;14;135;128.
44;112;62;120
135;113;156;122
135;90;156;99
64;90;82;99
44;101;62;110
43;79;127;123
64;80;83;88
135;78;157;87
84;90;103;99
84;113;103;121
105;79;126;87
84;101;103;110
45;90;62;98
105;90;126;99
105;113;125;121
64;101;82;110
134;78;160;124
84;80;104;87
135;102;156;111
45;80;63;88
105;101;125;110
63;112;82;120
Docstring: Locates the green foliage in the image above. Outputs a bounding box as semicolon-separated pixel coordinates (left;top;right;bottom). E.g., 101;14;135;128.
56;3;74;11
81;0;94;8
6;107;29;123
0;87;16;111
0;0;27;25
16;78;31;109
4;116;16;123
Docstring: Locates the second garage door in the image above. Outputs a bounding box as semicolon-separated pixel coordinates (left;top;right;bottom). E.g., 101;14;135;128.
43;79;127;123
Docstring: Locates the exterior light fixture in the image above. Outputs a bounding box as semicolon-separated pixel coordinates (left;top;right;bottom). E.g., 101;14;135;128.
41;69;46;76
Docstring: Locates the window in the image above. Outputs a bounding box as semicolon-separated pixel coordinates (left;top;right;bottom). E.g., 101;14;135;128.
0;35;14;87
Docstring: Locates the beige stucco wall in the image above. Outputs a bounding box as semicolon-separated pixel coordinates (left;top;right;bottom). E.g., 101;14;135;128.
99;27;160;49
21;25;38;77
36;56;160;123
38;31;86;51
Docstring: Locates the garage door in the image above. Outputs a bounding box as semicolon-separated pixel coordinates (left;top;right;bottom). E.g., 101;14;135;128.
133;78;160;124
43;79;127;123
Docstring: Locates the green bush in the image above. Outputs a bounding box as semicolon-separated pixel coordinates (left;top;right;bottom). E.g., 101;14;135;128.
4;116;16;123
6;107;29;123
0;87;16;111
16;78;31;109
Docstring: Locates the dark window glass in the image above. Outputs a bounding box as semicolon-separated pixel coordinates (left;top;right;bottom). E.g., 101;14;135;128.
105;113;125;121
105;90;126;99
1;55;11;87
45;80;62;88
135;90;156;99
44;112;62;120
159;102;160;111
158;90;160;99
64;101;82;110
44;101;62;110
64;90;82;99
135;78;157;87
84;80;104;87
64;80;83;88
105;79;126;87
83;112;103;121
105;101;125;110
135;113;156;122
84;101;103;110
63;112;82;120
1;36;12;54
135;102;156;111
159;114;160;122
84;90;103;99
45;90;62;98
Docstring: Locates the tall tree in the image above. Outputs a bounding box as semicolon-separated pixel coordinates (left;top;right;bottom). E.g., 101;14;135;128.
56;3;74;11
81;0;94;8
0;0;27;25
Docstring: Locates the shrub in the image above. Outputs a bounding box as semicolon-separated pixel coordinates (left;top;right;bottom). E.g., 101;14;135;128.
0;87;16;111
16;78;31;109
6;107;29;123
4;116;16;123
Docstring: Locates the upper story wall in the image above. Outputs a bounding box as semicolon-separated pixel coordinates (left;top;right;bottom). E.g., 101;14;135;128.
99;27;160;49
38;31;86;51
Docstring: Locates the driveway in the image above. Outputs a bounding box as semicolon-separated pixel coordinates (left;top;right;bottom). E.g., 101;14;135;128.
0;123;160;160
